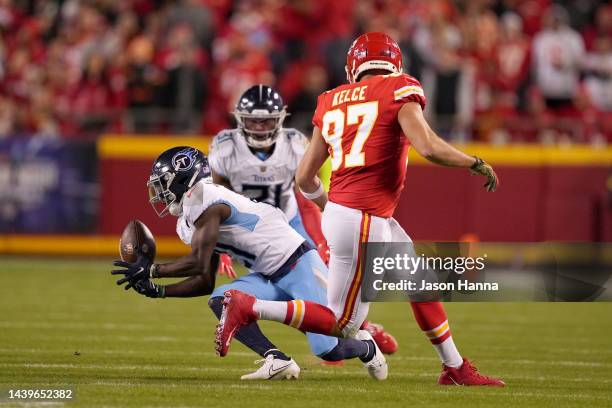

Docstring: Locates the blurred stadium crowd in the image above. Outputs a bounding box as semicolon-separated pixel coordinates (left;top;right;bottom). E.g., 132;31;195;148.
0;0;610;143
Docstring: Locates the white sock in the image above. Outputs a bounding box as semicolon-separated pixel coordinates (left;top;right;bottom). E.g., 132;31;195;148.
434;336;463;368
253;299;287;322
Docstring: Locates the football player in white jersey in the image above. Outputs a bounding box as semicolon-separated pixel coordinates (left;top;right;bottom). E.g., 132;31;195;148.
209;85;398;361
209;85;323;255
111;146;387;380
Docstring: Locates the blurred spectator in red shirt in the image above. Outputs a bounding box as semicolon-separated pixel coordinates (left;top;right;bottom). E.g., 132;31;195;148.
583;4;612;51
494;13;531;101
45;42;74;135
71;52;120;135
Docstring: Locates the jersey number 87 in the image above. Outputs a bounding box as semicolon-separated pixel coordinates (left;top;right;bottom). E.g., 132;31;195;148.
321;101;378;171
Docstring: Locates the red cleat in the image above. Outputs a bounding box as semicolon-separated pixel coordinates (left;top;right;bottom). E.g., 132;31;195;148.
215;290;257;357
438;358;505;386
363;321;398;355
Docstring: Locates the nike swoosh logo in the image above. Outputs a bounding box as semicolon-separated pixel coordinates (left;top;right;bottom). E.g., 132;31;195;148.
269;362;292;377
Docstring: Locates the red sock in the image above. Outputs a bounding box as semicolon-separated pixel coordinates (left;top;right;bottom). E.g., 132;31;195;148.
410;301;451;344
284;300;340;335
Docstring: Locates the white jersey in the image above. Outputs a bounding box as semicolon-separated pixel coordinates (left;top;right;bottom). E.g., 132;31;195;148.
532;27;585;98
208;128;307;221
176;179;304;275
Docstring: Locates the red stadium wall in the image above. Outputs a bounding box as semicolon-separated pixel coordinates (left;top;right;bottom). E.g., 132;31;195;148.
98;136;612;242
395;165;610;242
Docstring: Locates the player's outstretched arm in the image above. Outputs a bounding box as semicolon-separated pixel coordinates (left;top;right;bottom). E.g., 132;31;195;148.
296;126;329;209
155;204;230;297
398;102;499;192
160;254;220;298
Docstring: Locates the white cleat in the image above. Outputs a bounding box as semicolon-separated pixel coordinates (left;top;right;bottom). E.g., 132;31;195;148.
240;354;300;380
356;329;388;380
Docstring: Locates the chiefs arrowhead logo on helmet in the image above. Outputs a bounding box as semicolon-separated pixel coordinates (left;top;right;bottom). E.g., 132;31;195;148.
346;32;403;83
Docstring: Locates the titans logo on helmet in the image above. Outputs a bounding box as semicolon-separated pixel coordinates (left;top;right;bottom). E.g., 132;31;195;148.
172;148;198;172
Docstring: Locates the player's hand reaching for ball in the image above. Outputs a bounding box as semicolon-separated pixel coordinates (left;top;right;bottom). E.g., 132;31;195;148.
470;157;499;192
111;253;154;290
133;279;165;298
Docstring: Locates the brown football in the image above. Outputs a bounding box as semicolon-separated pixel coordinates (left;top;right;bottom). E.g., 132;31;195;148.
119;220;156;263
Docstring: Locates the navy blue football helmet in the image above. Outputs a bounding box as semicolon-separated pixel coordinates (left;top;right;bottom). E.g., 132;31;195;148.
147;146;211;217
233;84;287;149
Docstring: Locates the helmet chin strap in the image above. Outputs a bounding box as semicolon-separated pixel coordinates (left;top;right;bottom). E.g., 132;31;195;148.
166;169;204;217
246;133;277;149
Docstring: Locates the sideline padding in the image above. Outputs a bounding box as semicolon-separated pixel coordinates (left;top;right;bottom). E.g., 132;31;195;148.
408;143;612;166
98;135;211;160
0;235;190;257
98;135;612;166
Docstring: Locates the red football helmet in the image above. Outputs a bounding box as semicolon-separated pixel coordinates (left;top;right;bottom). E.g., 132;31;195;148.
346;32;403;83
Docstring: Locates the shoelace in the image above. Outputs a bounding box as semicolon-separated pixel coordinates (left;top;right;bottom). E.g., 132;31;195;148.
464;362;489;380
253;355;275;366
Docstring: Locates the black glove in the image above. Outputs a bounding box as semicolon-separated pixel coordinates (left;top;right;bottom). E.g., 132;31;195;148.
111;253;154;290
133;279;165;298
470;157;499;192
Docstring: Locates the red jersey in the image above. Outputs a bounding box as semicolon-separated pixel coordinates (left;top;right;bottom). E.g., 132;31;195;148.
312;73;426;218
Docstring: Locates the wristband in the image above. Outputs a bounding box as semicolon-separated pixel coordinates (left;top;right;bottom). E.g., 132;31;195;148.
158;285;166;298
300;180;324;200
150;264;160;279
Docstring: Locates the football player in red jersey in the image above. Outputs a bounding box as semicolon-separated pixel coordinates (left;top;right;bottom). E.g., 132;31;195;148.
216;33;503;386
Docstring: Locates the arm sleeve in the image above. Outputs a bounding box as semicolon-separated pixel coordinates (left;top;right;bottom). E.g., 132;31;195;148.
392;75;427;110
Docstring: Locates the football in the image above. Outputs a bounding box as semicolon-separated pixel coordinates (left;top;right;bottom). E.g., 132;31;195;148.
119;219;156;263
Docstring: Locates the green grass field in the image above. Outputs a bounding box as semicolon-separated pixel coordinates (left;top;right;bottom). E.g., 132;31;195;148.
1;257;611;408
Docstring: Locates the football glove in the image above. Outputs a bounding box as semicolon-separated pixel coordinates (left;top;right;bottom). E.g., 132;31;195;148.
111;253;154;290
470;157;499;192
133;279;165;298
217;253;237;279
